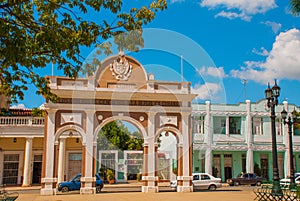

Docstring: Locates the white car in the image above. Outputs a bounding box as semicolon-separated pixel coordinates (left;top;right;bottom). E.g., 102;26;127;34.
170;173;222;191
280;176;300;186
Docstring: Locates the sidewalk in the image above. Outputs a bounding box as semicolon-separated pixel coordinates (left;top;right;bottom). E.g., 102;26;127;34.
3;181;230;191
3;183;255;201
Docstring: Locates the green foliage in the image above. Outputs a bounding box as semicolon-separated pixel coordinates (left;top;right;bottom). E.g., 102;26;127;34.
106;169;115;181
0;0;167;102
136;173;142;181
0;108;11;116
290;0;300;16
97;121;143;151
31;107;44;117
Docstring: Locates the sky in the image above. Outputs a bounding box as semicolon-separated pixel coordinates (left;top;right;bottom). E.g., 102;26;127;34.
16;0;300;109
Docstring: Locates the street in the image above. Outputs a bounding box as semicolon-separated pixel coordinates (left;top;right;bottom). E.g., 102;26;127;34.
11;185;257;201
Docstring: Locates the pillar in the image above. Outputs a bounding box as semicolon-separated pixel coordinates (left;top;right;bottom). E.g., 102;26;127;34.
142;143;148;190
57;138;66;184
142;112;158;193
283;101;289;177
245;100;254;173
40;109;57;195
177;112;192;192
226;116;230;136
80;110;96;194
205;101;213;175
22;137;33;187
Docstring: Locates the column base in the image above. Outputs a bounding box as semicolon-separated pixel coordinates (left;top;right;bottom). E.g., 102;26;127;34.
40;177;57;196
141;176;159;193
21;184;31;187
141;186;159;193
176;176;193;192
40;188;56;195
177;186;193;192
80;187;96;194
80;177;96;194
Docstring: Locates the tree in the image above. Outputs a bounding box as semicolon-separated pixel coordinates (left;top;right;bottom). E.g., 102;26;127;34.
290;0;300;16
97;121;143;151
0;0;167;103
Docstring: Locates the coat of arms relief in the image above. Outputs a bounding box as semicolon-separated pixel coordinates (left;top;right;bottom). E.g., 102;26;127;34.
110;54;132;81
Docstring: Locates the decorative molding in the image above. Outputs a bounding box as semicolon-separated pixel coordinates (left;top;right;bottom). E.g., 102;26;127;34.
61;113;82;125
57;98;180;107
159;115;177;127
109;54;132;81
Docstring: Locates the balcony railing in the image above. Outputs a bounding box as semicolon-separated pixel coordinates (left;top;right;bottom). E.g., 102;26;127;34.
0;117;45;126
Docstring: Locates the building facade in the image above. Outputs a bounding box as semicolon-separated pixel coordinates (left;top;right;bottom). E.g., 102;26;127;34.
192;100;300;182
0;56;300;193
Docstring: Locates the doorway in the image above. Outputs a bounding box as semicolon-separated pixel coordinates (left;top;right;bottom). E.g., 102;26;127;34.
261;158;269;180
68;153;82;180
224;167;232;181
32;155;42;184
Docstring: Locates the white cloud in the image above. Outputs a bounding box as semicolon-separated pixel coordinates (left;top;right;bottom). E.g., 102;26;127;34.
252;47;269;56
215;11;251;21
191;82;222;100
10;104;26;109
231;28;300;83
262;21;282;34
197;66;227;78
200;0;277;21
170;0;185;3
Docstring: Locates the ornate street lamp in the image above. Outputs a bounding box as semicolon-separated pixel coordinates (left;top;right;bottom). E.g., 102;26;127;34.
281;108;297;185
265;80;281;193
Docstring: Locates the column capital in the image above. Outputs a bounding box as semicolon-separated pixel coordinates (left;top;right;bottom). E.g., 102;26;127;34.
85;110;96;115
26;136;34;141
46;108;58;115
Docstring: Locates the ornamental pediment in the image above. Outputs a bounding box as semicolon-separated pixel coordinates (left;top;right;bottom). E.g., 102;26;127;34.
95;54;148;89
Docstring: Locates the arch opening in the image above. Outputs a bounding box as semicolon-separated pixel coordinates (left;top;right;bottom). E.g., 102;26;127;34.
96;120;144;184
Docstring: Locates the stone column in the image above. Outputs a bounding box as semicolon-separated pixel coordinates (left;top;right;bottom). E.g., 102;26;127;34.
142;143;148;189
142;112;158;193
205;101;213;175
22;137;33;187
245;100;254;173
81;110;95;194
177;112;192;192
283;101;289;177
41;109;57;195
226;116;230;136
57;138;66;184
176;144;184;191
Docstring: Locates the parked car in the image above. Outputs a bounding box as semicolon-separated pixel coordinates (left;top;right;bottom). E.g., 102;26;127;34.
58;174;104;193
170;173;222;191
227;173;266;186
280;176;300;187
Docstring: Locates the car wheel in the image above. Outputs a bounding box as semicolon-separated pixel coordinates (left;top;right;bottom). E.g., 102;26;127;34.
234;181;240;186
96;186;101;193
61;186;69;192
256;181;262;186
208;185;217;191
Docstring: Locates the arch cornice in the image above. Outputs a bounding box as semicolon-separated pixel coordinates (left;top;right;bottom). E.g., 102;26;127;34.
93;115;148;142
155;126;183;144
54;125;86;145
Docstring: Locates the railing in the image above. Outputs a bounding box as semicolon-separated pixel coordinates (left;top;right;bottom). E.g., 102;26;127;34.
0;117;44;126
253;182;300;201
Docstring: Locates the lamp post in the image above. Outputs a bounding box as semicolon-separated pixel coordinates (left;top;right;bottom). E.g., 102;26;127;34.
281;108;296;185
265;80;281;193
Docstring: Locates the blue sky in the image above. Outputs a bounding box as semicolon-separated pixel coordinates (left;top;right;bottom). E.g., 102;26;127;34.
17;0;300;109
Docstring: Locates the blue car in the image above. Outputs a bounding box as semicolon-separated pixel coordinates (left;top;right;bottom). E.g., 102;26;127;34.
58;174;104;193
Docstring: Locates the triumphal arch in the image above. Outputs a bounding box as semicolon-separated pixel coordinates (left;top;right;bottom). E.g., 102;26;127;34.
40;53;196;195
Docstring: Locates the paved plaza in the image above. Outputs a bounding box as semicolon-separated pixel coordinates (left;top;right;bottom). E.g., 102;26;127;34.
6;184;257;201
